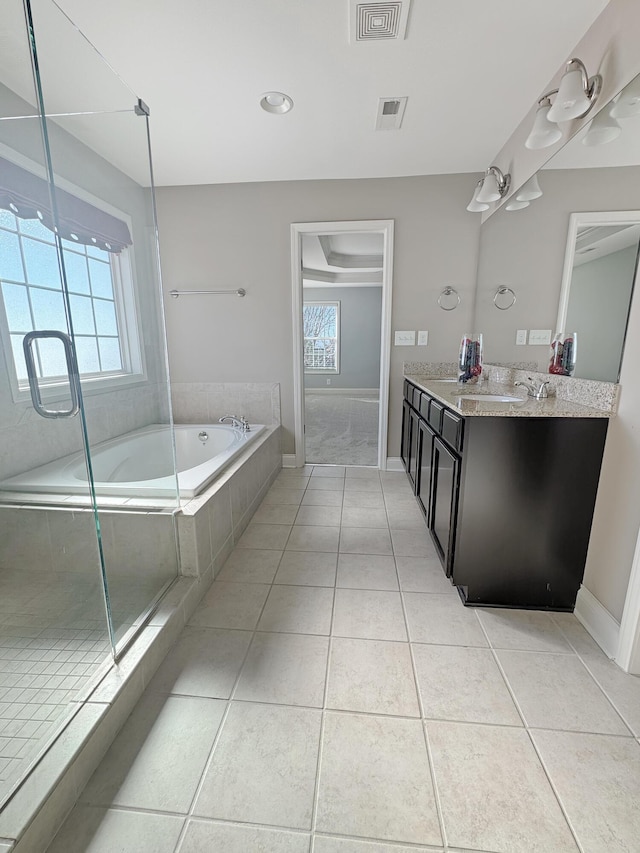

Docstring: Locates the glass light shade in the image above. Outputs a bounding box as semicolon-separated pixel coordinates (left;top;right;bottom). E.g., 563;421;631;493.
515;174;543;201
525;102;563;149
547;69;592;122
582;111;622;146
466;183;490;213
505;200;530;211
476;173;501;204
610;77;640;119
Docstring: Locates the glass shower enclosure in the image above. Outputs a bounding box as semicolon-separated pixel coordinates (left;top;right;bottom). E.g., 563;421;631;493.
0;0;179;807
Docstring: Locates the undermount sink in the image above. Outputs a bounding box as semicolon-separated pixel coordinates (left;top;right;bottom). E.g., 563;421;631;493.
457;393;524;403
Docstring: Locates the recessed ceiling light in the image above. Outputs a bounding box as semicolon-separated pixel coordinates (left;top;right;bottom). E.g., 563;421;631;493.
260;92;293;114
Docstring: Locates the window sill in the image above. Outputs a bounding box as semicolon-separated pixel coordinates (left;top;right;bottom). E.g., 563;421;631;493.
14;371;149;405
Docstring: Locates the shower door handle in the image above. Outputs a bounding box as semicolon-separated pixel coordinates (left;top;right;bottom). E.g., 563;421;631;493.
23;330;81;419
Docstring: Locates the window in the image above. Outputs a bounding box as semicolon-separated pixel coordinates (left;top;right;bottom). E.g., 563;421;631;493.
303;301;339;372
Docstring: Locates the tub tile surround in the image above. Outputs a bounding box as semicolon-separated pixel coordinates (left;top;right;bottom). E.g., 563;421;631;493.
171;382;282;428
42;467;640;853
405;361;620;414
0;424;282;850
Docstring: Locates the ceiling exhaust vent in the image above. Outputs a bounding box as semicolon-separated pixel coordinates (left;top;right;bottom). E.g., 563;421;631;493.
375;97;408;130
350;1;411;43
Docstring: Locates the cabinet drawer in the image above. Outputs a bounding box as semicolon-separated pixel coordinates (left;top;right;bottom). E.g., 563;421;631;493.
403;379;412;403
442;409;463;452
419;393;431;420
428;400;443;432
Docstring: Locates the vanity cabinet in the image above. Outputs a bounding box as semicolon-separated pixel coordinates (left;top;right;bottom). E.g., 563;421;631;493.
401;380;609;610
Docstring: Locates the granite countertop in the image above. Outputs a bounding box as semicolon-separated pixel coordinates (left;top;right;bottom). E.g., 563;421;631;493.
404;374;614;418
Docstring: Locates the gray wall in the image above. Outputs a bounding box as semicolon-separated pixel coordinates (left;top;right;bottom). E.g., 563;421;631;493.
303;286;382;390
156;174;481;457
566;245;638;382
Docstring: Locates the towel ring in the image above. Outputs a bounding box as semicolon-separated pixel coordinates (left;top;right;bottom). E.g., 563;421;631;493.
493;286;516;310
438;286;461;311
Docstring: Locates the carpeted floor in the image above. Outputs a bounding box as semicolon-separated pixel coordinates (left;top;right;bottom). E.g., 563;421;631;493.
304;391;379;466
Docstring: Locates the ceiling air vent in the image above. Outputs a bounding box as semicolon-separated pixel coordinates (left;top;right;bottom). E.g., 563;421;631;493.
350;1;411;43
375;97;408;130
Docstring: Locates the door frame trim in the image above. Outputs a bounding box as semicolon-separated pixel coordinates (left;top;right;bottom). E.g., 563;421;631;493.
290;219;394;469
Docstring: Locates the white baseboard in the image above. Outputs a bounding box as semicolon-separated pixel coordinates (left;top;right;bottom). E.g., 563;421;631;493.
574;585;620;659
304;388;379;396
386;456;404;472
282;454;297;468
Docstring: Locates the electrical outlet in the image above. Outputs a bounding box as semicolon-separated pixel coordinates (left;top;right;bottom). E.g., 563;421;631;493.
326;378;331;385
417;330;429;346
529;329;552;345
516;329;527;345
394;330;416;346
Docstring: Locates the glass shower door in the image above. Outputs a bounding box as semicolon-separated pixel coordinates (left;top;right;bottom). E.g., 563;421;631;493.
27;0;180;649
0;0;113;805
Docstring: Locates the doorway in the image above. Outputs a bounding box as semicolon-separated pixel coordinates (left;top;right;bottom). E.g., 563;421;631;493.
291;220;394;469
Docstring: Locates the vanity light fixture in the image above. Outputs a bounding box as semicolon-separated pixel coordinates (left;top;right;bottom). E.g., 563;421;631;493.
525;58;602;149
505;199;530;211
582;109;622;146
260;92;294;114
475;166;510;204
515;174;543;201
610;76;640;118
466;180;490;212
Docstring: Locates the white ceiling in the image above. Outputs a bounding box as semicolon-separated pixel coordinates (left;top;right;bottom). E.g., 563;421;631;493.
43;0;610;186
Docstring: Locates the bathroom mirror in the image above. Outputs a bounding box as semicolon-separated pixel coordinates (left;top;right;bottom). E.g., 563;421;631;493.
474;70;640;381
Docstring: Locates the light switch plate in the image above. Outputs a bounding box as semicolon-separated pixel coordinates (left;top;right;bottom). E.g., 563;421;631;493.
516;329;527;345
417;330;429;346
529;329;552;345
394;330;416;346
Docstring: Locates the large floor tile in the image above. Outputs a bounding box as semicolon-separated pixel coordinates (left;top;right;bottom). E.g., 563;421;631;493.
81;694;226;813
274;474;310;490
339;527;393;556
189;582;270;630
48;806;184;853
257;585;334;634
345;467;380;479
194;701;321;829
301;489;344;507
286;525;340;552
497;650;631;735
236;522;292;550
314;840;440;853
262;487;305;506
251;503;300;525
215;548;283;583
343;479;383;494
180;820;310;853
234;631;329;706
477;608;573;653
342;491;385;508
404;593;488;647
532;729;640;853
274;550;337;587
413;644;521;725
295;505;343;527
326;637;419;716
333;588;407;641
340;507;389;528
390;528;434;557
384;505;428;529
306;478;344;491
395;555;454;594
427;720;578;852
316;712;441;845
146;626;251;699
336;554;398;590
312;466;345;478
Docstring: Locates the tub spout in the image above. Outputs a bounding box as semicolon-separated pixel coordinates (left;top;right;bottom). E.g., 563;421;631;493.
219;415;250;432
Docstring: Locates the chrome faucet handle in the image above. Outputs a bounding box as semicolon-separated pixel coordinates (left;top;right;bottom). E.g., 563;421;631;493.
536;381;550;400
240;416;251;432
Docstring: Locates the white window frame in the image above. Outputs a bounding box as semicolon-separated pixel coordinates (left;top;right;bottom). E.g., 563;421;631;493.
0;144;146;404
303;300;340;374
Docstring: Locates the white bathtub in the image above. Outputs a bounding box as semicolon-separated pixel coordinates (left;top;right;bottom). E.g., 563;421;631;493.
0;423;266;500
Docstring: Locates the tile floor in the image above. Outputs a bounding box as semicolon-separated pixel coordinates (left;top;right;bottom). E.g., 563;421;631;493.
46;466;640;853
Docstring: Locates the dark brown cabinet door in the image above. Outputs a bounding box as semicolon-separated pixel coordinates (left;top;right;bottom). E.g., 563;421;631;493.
429;435;460;576
417;419;434;520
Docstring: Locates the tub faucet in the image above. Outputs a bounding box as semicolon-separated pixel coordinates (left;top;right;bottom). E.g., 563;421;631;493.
514;378;550;400
219;414;251;432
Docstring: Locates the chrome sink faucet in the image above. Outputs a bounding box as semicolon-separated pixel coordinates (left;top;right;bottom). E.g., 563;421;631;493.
514;378;550;400
219;414;251;432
